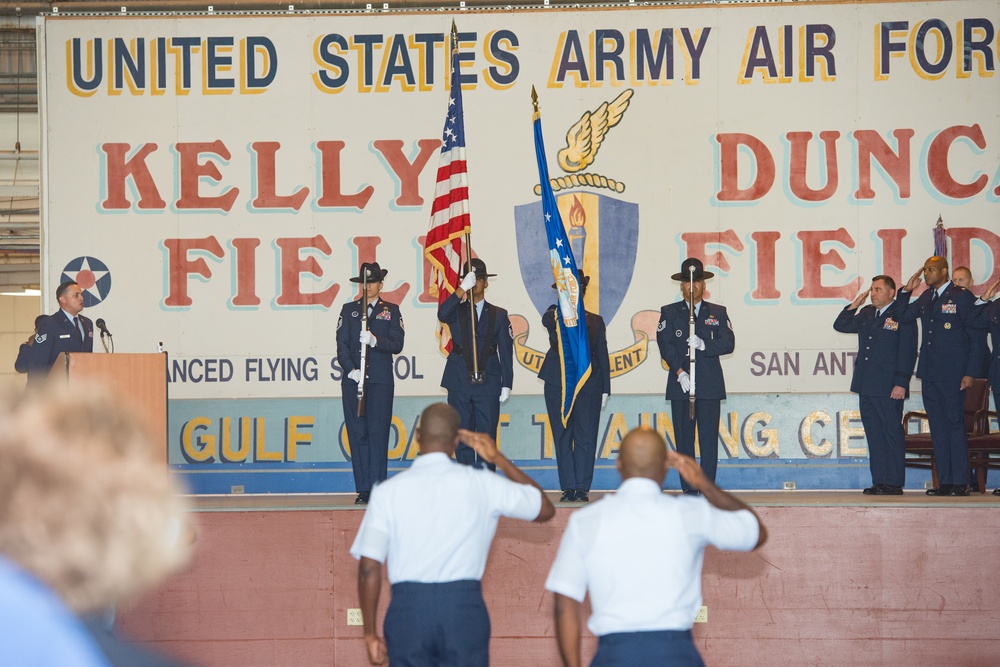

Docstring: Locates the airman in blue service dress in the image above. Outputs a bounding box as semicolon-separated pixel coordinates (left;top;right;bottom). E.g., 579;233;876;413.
656;258;735;494
833;276;918;494
438;258;514;471
27;281;94;386
538;273;611;502
968;279;1000;495
337;262;405;504
892;257;984;496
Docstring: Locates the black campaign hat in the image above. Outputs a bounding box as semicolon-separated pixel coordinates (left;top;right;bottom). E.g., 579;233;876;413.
464;258;496;279
349;262;388;283
552;271;590;290
671;258;714;282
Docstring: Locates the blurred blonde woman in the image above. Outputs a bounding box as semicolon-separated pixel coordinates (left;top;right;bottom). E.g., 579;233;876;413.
0;387;193;666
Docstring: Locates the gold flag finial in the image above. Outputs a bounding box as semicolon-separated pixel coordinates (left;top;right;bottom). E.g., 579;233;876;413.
450;20;458;51
531;86;539;114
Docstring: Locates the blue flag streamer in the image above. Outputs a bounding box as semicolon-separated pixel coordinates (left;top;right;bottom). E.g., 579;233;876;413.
532;102;591;425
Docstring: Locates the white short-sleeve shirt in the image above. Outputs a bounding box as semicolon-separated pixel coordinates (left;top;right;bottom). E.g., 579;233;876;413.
545;477;759;636
350;452;542;583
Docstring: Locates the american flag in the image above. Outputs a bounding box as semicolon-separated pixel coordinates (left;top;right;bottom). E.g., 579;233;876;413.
424;26;470;352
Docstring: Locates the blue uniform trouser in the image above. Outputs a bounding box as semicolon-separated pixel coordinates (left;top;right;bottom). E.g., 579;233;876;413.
859;393;906;487
448;390;499;471
670;399;721;491
385;580;490;667
592;630;703;667
922;380;970;486
342;382;393;493
545;381;602;492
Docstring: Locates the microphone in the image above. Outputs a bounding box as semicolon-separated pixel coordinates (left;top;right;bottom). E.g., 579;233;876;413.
95;318;112;337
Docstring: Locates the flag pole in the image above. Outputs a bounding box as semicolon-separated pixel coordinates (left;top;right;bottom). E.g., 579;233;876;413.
451;21;483;385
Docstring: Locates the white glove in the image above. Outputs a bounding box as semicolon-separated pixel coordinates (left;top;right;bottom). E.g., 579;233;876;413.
601;393;609;409
499;387;511;403
348;369;362;383
688;335;705;351
460;271;478;292
359;330;377;347
678;371;691;393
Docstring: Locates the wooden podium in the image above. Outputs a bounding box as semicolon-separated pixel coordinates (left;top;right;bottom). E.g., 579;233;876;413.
63;352;169;465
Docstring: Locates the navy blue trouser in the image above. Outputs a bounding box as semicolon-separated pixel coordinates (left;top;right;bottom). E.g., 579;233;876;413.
385;580;490;667
545;382;602;492
448;390;499;471
670;399;721;491
922;380;969;485
592;629;703;666
342;382;393;493
859;393;906;487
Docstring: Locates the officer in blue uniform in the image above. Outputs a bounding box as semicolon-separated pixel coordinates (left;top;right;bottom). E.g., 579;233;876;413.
438;258;514;470
14;316;46;375
538;273;611;502
952;266;991;379
893;256;983;496
656;258;735;494
337;262;405;504
26;281;94;386
969;278;1000;495
833;275;918;495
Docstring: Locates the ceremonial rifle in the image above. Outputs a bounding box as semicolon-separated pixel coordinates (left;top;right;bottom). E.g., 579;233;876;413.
465;235;485;385
688;263;696;420
357;270;369;417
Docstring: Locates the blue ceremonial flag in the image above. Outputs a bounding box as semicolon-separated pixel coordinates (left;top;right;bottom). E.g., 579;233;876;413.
530;88;591;425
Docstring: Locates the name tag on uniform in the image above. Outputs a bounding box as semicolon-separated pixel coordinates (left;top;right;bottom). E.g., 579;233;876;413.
59;334;71;339
704;316;720;326
941;302;957;314
883;318;899;331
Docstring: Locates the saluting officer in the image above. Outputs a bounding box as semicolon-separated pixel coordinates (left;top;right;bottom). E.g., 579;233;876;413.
893;256;983;496
952;266;991;380
969;278;1000;495
833;275;918;495
337;262;405;504
438;258;514;470
27;281;94;386
656;258;735;494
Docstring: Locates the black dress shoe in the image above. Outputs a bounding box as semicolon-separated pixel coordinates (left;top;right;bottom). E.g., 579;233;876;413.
862;484;881;495
949;485;970;496
993;488;1000;496
683;489;702;497
559;490;575;502
875;485;903;495
926;485;953;496
354;493;367;505
575;491;590;503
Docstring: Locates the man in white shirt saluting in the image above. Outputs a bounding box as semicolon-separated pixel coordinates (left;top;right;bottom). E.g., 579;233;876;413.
545;427;767;667
350;402;555;666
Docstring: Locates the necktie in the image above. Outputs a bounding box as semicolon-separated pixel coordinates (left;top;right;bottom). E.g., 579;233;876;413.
929;289;939;305
73;316;83;342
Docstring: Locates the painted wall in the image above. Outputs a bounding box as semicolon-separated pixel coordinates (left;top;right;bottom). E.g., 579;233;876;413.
0;295;41;391
36;2;1000;491
117;504;1000;666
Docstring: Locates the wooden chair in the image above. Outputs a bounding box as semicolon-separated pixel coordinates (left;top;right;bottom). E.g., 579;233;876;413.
903;378;991;489
967;405;1000;492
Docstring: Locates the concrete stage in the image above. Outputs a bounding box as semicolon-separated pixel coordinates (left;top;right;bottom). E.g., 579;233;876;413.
118;491;1000;666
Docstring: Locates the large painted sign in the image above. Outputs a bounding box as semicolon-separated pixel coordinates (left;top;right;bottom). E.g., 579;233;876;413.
39;2;999;491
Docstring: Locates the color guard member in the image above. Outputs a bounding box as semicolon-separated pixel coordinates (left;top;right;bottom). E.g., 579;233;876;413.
656;259;735;494
337;262;405;504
